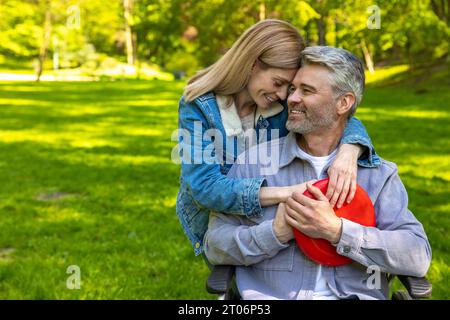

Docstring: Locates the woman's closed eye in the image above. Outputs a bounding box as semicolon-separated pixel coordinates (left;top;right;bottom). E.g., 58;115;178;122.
273;80;283;88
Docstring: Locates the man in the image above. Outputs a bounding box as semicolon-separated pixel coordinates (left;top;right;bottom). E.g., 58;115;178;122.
204;46;431;300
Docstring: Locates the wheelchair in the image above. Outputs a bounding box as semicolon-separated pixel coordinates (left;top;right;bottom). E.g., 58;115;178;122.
206;265;432;300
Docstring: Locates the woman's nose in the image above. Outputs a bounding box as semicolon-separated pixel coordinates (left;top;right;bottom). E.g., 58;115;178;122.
277;87;288;101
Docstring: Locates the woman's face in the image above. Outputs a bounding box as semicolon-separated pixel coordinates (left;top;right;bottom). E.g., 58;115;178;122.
247;62;298;108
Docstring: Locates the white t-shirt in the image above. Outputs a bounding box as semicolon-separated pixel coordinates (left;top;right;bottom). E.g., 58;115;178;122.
296;146;339;300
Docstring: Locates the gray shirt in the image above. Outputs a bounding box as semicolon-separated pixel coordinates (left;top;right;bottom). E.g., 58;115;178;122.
204;132;432;300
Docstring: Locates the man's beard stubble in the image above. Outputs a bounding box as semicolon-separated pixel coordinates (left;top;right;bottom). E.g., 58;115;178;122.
285;102;338;134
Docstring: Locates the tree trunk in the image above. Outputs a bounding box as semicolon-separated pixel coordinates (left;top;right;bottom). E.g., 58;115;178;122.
259;1;266;21
132;31;138;64
448;0;450;26
123;0;135;66
334;18;339;47
36;0;52;82
430;0;449;25
317;17;326;45
360;39;375;74
304;21;311;45
405;35;414;70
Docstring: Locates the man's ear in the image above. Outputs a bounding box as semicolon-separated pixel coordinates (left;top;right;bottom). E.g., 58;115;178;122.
336;93;355;116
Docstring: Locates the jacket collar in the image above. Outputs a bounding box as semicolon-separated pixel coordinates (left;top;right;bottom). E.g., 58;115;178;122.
216;95;284;137
279;131;301;169
216;95;243;136
255;101;284;124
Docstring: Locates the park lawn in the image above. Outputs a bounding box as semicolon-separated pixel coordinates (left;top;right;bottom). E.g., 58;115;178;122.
0;65;448;299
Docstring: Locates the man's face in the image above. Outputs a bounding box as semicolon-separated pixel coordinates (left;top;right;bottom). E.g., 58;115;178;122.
286;64;339;134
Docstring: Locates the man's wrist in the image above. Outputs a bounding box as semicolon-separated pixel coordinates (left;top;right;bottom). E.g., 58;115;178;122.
272;220;292;244
328;218;343;244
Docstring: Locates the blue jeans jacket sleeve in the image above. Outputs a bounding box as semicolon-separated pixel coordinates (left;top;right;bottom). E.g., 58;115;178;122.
179;99;265;217
342;117;380;168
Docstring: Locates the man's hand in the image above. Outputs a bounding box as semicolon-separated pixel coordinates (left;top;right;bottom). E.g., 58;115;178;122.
326;143;360;209
285;183;343;243
273;203;294;243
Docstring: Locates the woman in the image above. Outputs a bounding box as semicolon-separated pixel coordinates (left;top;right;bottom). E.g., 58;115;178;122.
176;19;380;256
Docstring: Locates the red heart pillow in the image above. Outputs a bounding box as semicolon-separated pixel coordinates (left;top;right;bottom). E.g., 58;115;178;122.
293;178;376;266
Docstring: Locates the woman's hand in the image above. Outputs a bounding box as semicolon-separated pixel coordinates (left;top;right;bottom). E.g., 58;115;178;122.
288;180;317;197
273;203;294;243
259;180;316;207
326;144;362;208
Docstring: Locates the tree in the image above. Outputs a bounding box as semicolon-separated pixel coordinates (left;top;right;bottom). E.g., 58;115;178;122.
430;0;450;26
123;0;136;66
36;0;52;81
0;0;448;75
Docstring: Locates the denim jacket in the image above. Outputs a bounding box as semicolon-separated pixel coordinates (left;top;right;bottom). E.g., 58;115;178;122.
176;92;380;255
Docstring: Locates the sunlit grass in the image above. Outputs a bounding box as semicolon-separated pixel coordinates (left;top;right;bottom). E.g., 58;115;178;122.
0;64;449;299
0;129;124;148
357;108;450;119
365;65;410;85
55;153;172;168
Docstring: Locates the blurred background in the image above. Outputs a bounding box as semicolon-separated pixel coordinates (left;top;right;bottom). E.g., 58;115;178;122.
0;0;448;299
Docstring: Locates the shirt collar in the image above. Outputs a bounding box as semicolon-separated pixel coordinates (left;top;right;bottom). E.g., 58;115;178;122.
278;131;301;169
279;132;339;170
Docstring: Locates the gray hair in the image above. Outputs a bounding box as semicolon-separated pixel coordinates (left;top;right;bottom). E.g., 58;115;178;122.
300;46;365;118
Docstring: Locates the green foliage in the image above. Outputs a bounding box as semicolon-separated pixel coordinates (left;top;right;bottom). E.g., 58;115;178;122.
165;50;199;77
79;0;123;55
371;0;450;61
134;0;186;66
1;0;448;74
0;0;42;57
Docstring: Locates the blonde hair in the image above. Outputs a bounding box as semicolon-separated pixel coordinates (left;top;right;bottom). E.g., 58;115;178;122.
184;19;305;102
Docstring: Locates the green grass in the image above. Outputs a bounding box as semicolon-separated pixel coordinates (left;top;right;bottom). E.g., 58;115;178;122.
0;80;210;299
0;64;449;299
362;64;450;299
